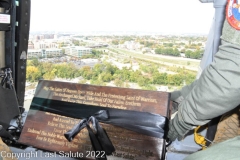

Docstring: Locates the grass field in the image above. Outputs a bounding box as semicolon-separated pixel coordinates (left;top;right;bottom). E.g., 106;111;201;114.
110;48;200;71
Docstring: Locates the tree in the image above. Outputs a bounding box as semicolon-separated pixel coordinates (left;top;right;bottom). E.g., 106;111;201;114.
43;69;57;80
152;72;167;85
30;58;40;67
185;50;193;58
112;40;119;45
173;48;180;56
91;49;104;58
180;48;186;53
39;62;53;76
114;78;124;87
54;63;79;79
100;72;112;82
144;41;154;47
129;70;141;82
185;50;202;59
105;63;117;75
137;76;150;87
90;79;105;86
79;66;92;79
123;36;133;41
155;47;180;56
62;49;65;54
142;85;157;91
26;66;41;82
155;48;163;54
72;40;80;46
185;73;196;85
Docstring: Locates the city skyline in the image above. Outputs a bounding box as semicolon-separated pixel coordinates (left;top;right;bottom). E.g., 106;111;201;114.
30;0;215;34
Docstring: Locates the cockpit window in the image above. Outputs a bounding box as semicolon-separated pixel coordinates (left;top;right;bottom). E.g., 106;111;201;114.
25;0;214;109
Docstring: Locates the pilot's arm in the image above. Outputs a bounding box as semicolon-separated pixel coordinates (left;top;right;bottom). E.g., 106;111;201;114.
168;19;240;141
170;80;198;104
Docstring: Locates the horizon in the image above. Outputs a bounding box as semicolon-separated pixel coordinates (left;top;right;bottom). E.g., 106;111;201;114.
29;30;210;36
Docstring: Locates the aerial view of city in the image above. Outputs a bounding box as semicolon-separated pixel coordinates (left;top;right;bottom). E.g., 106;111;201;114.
24;0;214;109
2;0;231;160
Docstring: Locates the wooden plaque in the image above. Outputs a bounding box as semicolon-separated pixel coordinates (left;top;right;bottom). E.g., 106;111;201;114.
19;80;171;160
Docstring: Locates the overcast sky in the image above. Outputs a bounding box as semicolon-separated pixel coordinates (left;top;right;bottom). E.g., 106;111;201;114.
30;0;215;34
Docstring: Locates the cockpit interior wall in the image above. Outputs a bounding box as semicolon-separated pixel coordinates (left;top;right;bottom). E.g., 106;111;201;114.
0;0;30;138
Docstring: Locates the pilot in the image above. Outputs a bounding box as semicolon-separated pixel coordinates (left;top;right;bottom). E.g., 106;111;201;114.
168;1;240;159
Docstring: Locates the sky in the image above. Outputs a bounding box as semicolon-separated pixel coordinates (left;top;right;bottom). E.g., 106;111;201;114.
30;0;215;34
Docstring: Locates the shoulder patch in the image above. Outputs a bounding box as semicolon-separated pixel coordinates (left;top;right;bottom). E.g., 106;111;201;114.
226;0;240;30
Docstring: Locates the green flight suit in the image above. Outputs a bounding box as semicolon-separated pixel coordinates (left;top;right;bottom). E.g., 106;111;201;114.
168;20;240;159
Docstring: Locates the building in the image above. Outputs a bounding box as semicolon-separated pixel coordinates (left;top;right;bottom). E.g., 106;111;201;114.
43;34;54;39
28;41;34;49
122;41;141;50
27;49;42;58
63;46;92;58
35;42;46;49
27;48;62;59
33;40;58;49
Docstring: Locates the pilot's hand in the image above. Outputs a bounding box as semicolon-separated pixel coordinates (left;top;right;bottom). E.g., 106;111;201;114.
168;119;183;141
170;90;185;104
170;90;181;101
167;112;190;142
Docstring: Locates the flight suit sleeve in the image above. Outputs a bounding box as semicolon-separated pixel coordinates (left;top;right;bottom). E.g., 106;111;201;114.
171;80;198;102
168;20;240;141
